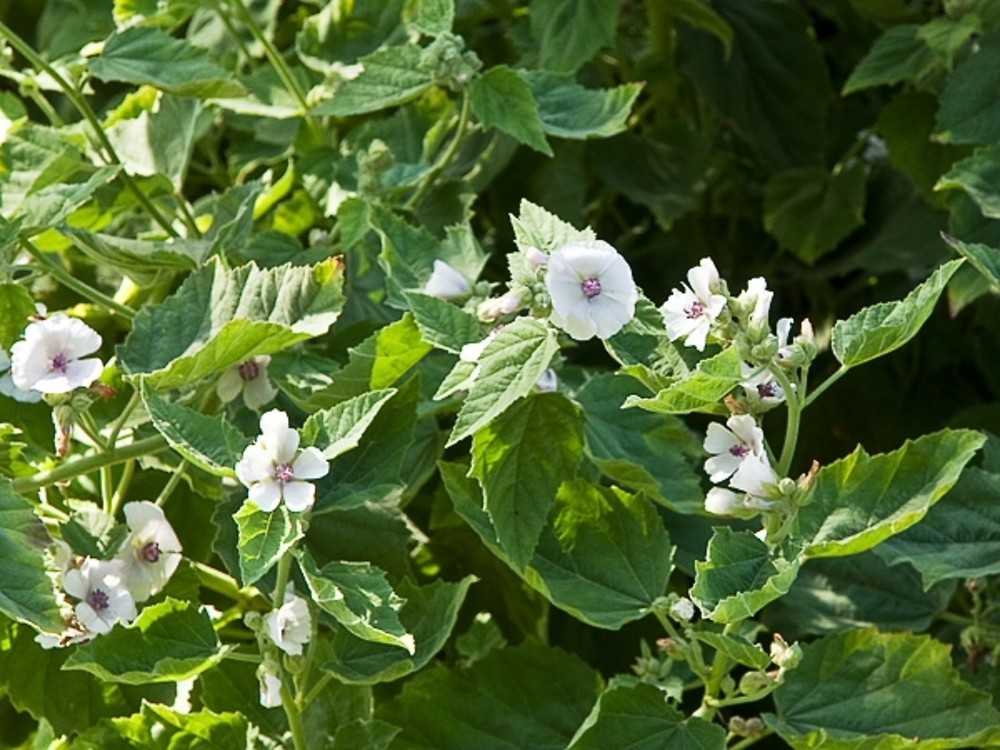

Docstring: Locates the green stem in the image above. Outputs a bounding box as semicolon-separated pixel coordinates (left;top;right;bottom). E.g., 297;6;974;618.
300;672;333;708
268;553;308;750
106;388;143;448
222;650;263;664
190;560;267;607
224;0;323;144
109;459;135;517
693;622;737;720
154;460;188;507
769;366;801;477
18;236;136;320
405;90;472;210
730;728;776;750
0;21;180;237
272;550;293;609
803;365;849;408
12;435;168;494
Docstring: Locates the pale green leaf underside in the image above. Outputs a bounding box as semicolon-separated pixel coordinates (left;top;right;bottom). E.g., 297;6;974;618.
831;258;962;368
302;389;397;460
796;428;984;558
945;234;1000;290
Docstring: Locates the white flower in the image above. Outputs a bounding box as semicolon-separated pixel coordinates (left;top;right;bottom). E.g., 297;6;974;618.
257;664;283;708
737;277;772;331
703;414;766;483
704;487;746;516
217;355;278;410
62;558;137;635
535;368;558;393
545;240;637;341
661;258;727;351
669;597;695;622
116;501;182;602
10;314;104;394
477;291;522;321
235;410;330;513
741;363;785;410
0;348;41;402
424;260;471;300
524;246;548;269
265;590;312;656
775;317;795;362
730;454;779;500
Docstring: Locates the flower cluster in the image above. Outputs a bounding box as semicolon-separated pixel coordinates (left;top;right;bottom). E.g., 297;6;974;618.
40;502;181;647
236;410;330;513
661;258;819;518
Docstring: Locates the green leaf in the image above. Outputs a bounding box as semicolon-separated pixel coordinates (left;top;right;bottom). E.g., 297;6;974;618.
119;257;345;389
299;553;414;653
332;719;401;750
0;283;36;350
448;317;559;445
691;528;801;623
0;480;62;633
63;599;229;684
763;164;867;264
669;0;733;53
444;466;674;630
766;553;955;638
321;576;473;684
0;125;83;217
509;198;595;253
470;66;552;156
935;146;1000;219
377;642;602;749
141;381;251;478
530;0;619;75
403;291;483;354
693;631;771;670
301;389;397;460
314;44;435;116
567;678;727;750
876;467;1000;587
410;0;453;35
624;346;744;415
936;31;1000;145
530;481;675;629
142;704;251;748
0;623;130;736
61;227;210;284
577;373;703;513
524;72;642;140
17;165;121;233
89;27;245;98
944;235;1000;290
842;25;936;94
795;428;985;558
831;258;963;368
677;0;831;167
768;630;1000;749
235;503;302;586
589;125;711;230
604;295;689;379
471;393;584;570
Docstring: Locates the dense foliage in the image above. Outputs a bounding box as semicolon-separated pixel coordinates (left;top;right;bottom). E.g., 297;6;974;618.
3;0;1000;748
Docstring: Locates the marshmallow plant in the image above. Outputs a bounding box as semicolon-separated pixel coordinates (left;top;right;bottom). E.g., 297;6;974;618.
2;3;999;750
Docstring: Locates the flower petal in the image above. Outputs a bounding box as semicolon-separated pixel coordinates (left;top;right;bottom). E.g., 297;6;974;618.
249;481;282;512
292;447;329;480
282;481;316;513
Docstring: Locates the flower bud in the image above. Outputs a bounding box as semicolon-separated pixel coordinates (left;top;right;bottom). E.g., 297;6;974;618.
738;670;774;696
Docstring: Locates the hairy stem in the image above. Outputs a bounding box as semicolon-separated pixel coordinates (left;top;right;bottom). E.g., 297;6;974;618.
12;435;168;494
406;90;472;210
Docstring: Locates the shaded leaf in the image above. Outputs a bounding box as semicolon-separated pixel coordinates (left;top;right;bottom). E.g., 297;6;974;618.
470;66;551;156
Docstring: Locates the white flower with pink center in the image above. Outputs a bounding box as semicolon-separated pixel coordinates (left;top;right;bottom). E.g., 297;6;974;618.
545;240;637;341
62;558;137;635
116;501;182;602
10;314;104;394
217;355;278;410
236;410;330;513
661;258;727;351
703;414;767;483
